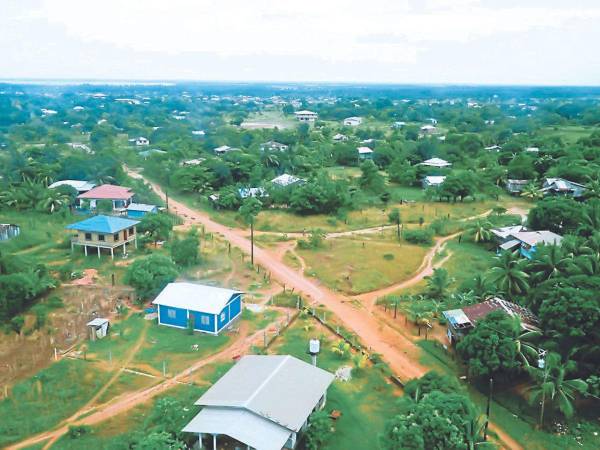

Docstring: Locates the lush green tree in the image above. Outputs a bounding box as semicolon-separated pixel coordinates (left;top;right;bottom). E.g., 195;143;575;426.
359;160;385;193
404;371;462;399
467;219;493;243
457;310;522;378
138;214;173;245
125;254;178;299
134;432;184;450
170;229;200;267
527;197;585;234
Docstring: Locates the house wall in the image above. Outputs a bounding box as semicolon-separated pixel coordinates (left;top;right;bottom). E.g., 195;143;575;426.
71;226;137;247
192;310;216;333
520;245;536;260
158;304;189;328
127;210;148;218
216;294;242;333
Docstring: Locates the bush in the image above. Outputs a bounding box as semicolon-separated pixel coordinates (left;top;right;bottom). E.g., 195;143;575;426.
383;253;395;261
403;229;434;245
10;315;25;334
124;254;179;299
68;425;92;439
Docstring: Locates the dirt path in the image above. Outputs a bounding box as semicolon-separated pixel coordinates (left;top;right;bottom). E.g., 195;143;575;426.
40;320;150;449
126;168;522;450
9;317;287;450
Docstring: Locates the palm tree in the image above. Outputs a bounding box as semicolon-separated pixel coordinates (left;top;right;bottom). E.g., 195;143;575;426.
583;178;600;200
486;251;529;300
513;320;543;368
470;274;492;300
38;189;71;213
424;268;453;299
464;410;496;450
527;352;588;427
468;219;494;243
528;245;571;282
520;182;543;200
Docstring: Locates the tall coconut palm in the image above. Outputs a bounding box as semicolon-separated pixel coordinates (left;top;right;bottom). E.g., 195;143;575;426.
464;410;496;450
583;178;600;200
467;219;494;243
486;251;529;300
527;352;588;427
38;189;71;213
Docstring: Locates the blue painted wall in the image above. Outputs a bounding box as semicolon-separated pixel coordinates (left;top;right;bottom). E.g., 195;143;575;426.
229;295;242;318
520;246;536;260
158;305;188;328
192;310;216;333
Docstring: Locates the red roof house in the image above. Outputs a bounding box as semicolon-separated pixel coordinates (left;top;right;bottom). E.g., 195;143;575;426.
77;184;134;211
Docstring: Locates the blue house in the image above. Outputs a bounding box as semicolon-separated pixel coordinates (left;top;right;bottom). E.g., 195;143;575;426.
152;283;243;335
126;203;158;218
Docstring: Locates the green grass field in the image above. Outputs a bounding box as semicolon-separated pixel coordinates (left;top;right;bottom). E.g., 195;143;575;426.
298;236;428;294
0;359;112;447
443;240;496;289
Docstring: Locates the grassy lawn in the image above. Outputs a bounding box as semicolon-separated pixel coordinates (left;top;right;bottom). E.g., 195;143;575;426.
269;315;402;450
538;125;595;145
0;359;112;447
131;321;231;375
240;110;296;129
443;240;496;289
298;236;428;294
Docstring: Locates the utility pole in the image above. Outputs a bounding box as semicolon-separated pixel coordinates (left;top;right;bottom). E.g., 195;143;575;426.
250;219;254;265
165;190;169;211
484;377;493;441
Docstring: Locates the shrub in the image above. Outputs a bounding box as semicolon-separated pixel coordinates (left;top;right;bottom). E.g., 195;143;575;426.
403;229;434;245
383;253;395;261
68;425;92;439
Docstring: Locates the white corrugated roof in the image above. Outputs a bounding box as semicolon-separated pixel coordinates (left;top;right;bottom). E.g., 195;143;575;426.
424;176;446;185
183;407;291;450
127;203;157;212
271;174;303;186
420;157;451;167
152;282;242;314
195;355;334;432
357;146;373;154
48;180;96;191
512;231;563;247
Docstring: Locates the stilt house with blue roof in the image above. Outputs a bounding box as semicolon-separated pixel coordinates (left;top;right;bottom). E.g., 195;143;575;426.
66;215;139;259
152;282;243;335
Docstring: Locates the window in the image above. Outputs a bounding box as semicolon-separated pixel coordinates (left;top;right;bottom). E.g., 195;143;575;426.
167;309;176;319
129;227;135;235
84;233;92;241
98;234;105;241
114;233;119;241
200;316;210;325
220;312;226;322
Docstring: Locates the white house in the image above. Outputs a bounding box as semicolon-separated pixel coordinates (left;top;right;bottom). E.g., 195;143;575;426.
332;133;348;142
182;158;206;166
392;121;406;129
271;174;304;187
239;187;268;199
48;180;96;194
135;137;150;146
260;141;289;152
357;146;374;160
192;130;206;136
343;117;362;126
422;176;446;188
420;124;437;134
214;145;237;155
485;145;502;152
294;110;318;122
420;157;452;168
542;178;587;199
183;355;334;450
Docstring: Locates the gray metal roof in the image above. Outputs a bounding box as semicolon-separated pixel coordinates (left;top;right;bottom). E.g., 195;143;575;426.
195;355;334;432
183;407;291;450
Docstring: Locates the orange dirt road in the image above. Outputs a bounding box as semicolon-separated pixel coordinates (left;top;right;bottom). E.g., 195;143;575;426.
126;168;522;450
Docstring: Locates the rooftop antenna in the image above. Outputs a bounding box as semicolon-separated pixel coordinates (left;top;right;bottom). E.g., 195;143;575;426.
308;339;320;367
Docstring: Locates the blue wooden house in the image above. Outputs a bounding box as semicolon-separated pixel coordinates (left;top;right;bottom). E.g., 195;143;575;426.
152;283;243;335
126;203;158;218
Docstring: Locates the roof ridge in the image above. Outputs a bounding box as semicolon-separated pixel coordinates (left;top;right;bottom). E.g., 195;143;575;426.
243;355;290;410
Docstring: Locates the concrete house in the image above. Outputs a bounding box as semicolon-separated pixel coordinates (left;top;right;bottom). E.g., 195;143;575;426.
506;179;530;195
357;146;374;160
542;178;587;199
420;124;437;135
214;145;238;155
152;282;243;335
420;157;451;168
77;184;135;212
332;133;348;142
260;141;289;152
135;136;150;146
443;297;539;344
126;203;158;218
343;116;362;126
183;355;335;450
422;175;446;189
66;215;139;259
294;110;318;122
48;180;96;196
271;174;304;187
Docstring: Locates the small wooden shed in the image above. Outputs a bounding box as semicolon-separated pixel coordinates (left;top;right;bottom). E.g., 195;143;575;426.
87;318;110;341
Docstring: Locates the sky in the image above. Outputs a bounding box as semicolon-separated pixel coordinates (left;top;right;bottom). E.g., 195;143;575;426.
1;0;600;85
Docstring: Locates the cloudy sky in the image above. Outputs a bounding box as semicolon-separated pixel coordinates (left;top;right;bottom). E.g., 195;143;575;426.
2;0;600;85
